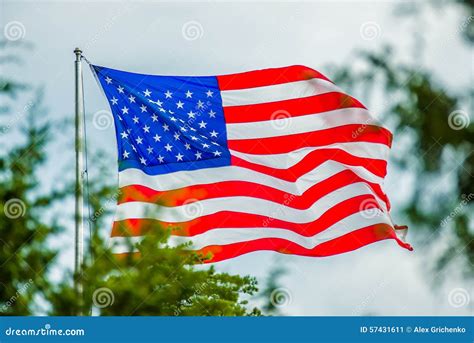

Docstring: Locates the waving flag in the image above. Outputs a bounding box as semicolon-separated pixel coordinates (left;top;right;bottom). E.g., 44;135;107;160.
92;64;412;263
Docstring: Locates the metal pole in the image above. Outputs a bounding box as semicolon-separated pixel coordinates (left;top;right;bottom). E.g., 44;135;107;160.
74;47;85;312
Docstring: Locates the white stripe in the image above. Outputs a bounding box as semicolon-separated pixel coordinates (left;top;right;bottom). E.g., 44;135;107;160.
115;182;386;222
230;142;389;169
226;108;376;140
119;161;384;193
110;210;391;253
220;78;341;107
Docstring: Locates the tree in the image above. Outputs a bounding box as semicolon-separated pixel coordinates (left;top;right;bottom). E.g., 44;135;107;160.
45;151;261;316
1;43;262;316
0;42;63;315
329;44;473;279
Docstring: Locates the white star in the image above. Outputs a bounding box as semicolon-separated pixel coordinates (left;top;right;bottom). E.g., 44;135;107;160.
198;120;207;129
165;90;173;99
173;132;180;140
163;123;170;131
170;117;178;122
128;95;136;103
110;97;118;105
213;150;222;157
118;116;123;121
210;130;218;138
187;111;196;119
176;101;184;109
122;150;130;158
136;136;143;144
120;131;128;139
209;110;216;118
105;77;113;84
147;146;154;154
164;143;173;151
140;105;147;113
140;156;147;165
202;143;210;148
144;89;152;97
121;106;129;114
151;114;159;122
180;126;188;132
184;142;191;150
143;125;150;133
159;107;166;113
133;116;139;124
153;134;161;142
117;86;124;93
197;100;204;109
176;153;184;161
191;136;198;141
131;145;137;152
157;155;165;163
185;90;193;98
195;151;202;160
206;90;214;97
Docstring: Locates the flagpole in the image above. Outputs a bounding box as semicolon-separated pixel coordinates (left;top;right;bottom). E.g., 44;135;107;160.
74;47;85;313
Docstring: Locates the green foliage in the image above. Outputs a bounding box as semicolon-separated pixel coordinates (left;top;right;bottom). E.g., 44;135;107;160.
0;95;62;315
1;43;261;316
47;219;261;316
45;156;261;316
330;46;473;278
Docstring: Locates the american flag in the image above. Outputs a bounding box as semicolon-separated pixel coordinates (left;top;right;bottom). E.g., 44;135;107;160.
92;64;412;263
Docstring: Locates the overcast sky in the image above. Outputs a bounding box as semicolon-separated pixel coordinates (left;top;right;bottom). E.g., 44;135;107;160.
2;0;473;315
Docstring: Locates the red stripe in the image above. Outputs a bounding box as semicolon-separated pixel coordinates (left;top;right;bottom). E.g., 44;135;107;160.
217;65;331;91
117;169;389;209
112;194;384;238
224;92;365;124
231;148;387;179
228;125;392;154
194;224;413;263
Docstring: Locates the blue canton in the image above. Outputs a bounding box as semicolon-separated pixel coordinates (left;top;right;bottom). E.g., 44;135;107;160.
93;65;231;174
